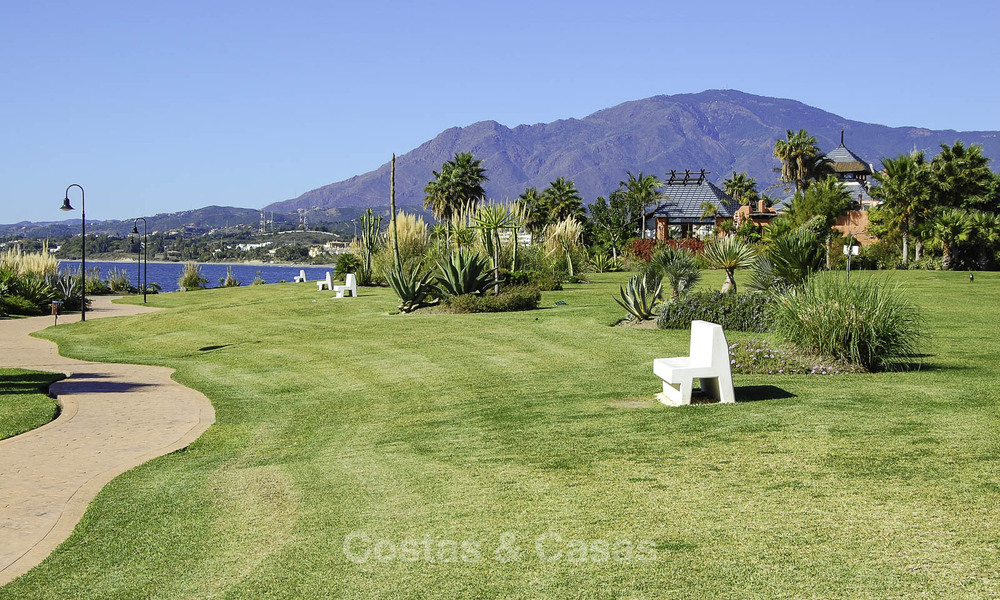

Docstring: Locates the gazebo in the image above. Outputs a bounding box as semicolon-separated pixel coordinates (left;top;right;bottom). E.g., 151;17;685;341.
645;170;738;240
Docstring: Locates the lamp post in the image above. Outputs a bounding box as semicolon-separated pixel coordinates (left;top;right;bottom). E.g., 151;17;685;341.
60;184;86;321
131;218;148;303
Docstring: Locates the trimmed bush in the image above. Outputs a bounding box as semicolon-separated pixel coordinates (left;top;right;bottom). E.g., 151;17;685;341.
447;286;540;313
657;291;773;332
771;275;923;371
507;269;561;291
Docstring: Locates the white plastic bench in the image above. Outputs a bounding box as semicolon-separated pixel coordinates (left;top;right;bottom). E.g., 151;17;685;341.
653;320;735;406
333;273;357;298
316;271;334;291
293;269;307;283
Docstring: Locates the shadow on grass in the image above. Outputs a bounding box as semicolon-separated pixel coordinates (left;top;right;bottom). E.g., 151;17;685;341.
734;385;796;403
198;344;232;352
0;371;67;395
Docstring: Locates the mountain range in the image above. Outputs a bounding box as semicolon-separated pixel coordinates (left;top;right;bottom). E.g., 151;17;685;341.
266;89;1000;213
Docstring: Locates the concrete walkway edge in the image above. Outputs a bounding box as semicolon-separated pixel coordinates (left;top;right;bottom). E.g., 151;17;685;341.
0;298;215;586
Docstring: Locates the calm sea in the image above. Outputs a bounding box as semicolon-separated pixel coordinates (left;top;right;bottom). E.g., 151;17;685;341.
58;261;334;291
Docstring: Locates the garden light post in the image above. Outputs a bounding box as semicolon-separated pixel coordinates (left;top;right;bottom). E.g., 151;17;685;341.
131;217;148;303
60;184;86;321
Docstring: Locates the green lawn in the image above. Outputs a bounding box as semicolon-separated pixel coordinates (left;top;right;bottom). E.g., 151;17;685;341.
3;270;999;598
0;369;63;441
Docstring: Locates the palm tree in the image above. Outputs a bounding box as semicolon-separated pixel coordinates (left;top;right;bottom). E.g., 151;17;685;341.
702;236;756;293
542;177;585;223
871;151;931;265
518;187;547;241
773;129;829;192
932;208;972;270
619;171;663;238
930;141;994;209
967;210;1000;269
423;152;489;245
722;171;759;205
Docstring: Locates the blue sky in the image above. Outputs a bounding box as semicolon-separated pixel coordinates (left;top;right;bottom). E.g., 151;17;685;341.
2;0;998;224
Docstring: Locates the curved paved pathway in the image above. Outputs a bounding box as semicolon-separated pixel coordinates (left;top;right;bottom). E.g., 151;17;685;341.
0;298;215;585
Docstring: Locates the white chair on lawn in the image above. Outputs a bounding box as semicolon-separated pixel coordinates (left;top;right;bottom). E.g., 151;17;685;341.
316;271;334;291
653;320;735;406
333;273;357;298
293;269;307;283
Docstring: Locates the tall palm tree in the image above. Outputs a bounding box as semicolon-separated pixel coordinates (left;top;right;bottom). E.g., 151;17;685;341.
542;177;585;223
702;236;757;293
773;129;829;192
932;208;972;270
518;187;548;241
930;141;994;209
871;151;931;266
722;171;759;205
423;152;489;240
619;171;663;237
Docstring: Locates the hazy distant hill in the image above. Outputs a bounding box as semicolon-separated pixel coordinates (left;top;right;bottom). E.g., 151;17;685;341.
0;206;294;238
266;89;1000;212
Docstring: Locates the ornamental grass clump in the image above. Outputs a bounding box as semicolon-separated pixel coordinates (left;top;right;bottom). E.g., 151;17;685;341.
178;262;209;291
772;275;923;371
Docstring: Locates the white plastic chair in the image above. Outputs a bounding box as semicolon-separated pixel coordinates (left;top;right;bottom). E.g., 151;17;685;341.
333;273;357;298
316;271;334;291
293;269;307;283
653;320;735;406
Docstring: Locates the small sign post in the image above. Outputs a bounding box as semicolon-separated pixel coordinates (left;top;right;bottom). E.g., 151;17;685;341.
843;237;860;282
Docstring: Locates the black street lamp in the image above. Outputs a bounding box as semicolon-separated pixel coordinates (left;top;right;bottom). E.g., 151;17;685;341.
60;184;86;321
131;217;148;303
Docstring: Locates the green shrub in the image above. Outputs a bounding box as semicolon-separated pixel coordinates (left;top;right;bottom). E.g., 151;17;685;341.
657;291;773;332
82;267;111;295
178;262;209;290
645;246;701;300
251;271;266;285
218;266;240;287
0;295;45;316
335;253;362;278
106;267;134;293
771;275;923;371
446;286;540;313
507;269;561;291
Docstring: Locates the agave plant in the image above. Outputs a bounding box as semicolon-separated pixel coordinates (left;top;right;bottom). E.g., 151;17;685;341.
614;274;662;321
589;252;623;273
386;263;436;313
436;249;495;297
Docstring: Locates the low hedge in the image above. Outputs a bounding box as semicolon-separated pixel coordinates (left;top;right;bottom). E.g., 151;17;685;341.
446;285;541;313
656;291;773;332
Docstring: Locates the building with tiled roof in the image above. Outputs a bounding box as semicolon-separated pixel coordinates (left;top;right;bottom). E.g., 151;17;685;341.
826;131;876;209
645;170;738;240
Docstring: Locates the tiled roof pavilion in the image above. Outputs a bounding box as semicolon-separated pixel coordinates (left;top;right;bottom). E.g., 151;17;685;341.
648;170;738;224
646;170;738;239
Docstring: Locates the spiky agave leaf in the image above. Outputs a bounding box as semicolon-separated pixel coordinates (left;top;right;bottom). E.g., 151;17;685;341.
614;274;662;321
